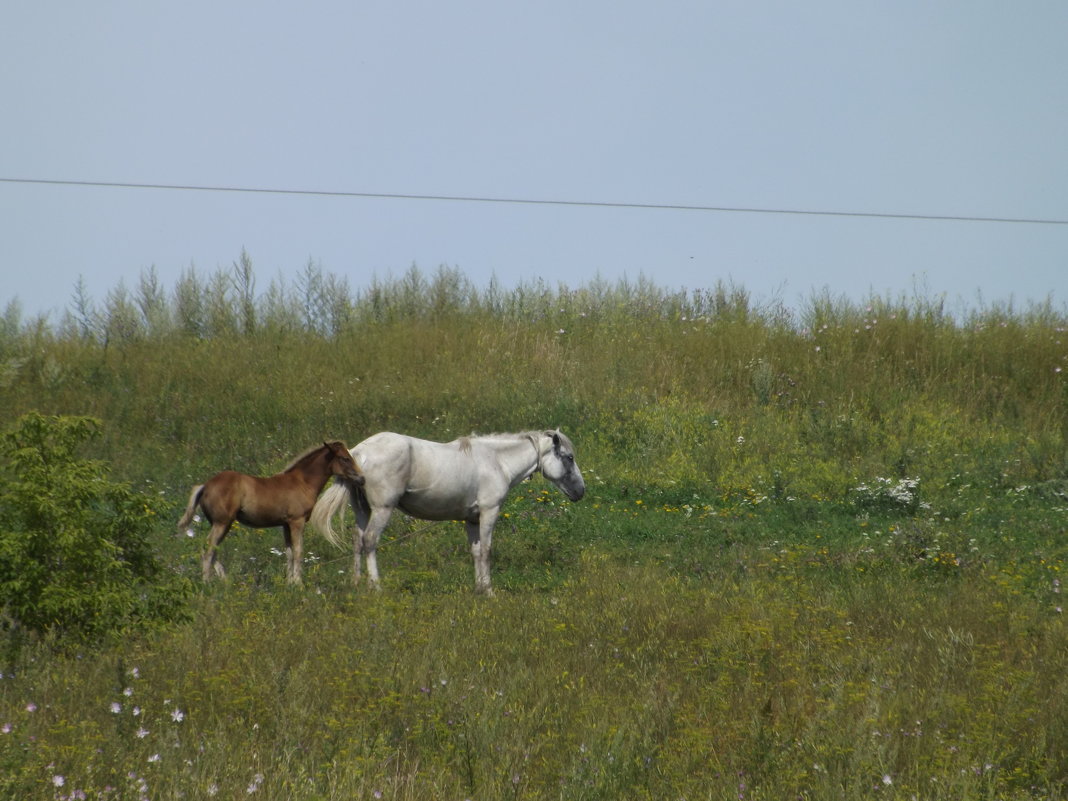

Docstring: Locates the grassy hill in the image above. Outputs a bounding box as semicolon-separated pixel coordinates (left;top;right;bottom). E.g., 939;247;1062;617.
1;263;1067;799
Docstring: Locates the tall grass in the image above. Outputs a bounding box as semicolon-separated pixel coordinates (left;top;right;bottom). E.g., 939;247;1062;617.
2;261;1068;798
2;260;1065;496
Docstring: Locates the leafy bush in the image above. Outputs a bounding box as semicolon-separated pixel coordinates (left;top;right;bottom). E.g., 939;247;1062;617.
0;412;192;643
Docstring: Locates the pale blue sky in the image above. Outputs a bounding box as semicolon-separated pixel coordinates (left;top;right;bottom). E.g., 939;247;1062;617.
2;1;1066;319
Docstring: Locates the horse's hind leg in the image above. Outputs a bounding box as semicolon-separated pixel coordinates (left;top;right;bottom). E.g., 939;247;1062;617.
360;507;393;589
202;521;233;581
283;522;304;586
349;502;370;585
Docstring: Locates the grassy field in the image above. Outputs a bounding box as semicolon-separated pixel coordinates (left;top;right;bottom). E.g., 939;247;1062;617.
1;264;1067;799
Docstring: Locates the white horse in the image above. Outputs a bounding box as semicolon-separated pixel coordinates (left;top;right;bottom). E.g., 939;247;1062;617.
310;430;585;594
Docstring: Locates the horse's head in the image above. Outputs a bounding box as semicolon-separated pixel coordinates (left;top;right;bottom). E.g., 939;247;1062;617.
325;441;365;486
538;429;585;502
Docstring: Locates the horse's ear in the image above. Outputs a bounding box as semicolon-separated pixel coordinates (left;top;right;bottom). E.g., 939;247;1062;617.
551;430;561;449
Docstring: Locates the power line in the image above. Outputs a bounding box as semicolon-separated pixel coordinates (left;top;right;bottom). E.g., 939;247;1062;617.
2;175;1067;226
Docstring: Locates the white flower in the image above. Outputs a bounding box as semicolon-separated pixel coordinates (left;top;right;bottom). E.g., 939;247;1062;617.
171;708;185;723
52;775;65;788
882;774;892;785
246;773;265;794
110;702;122;714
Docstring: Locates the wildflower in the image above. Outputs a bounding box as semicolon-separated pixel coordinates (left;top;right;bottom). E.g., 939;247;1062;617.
111;702;122;714
882;774;892;785
148;754;161;763
247;772;265;794
53;775;65;788
171;708;185;723
207;784;219;796
129;667;140;679
136;727;150;739
124;687;134;697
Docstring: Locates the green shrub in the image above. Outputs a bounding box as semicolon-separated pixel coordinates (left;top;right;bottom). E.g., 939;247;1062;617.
0;412;192;644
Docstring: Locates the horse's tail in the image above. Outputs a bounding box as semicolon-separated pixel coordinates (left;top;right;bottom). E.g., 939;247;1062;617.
310;479;359;549
176;484;205;531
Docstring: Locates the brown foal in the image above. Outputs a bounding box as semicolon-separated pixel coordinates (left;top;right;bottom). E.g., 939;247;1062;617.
178;440;363;584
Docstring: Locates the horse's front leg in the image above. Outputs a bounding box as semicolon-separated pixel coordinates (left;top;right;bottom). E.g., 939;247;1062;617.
283;522;304;586
466;508;500;596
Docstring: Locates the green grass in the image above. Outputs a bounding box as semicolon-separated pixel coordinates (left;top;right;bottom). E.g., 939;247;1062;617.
2;264;1068;798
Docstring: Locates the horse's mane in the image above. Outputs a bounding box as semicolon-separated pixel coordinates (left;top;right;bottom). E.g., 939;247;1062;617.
454;431;553;454
281;442;331;472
